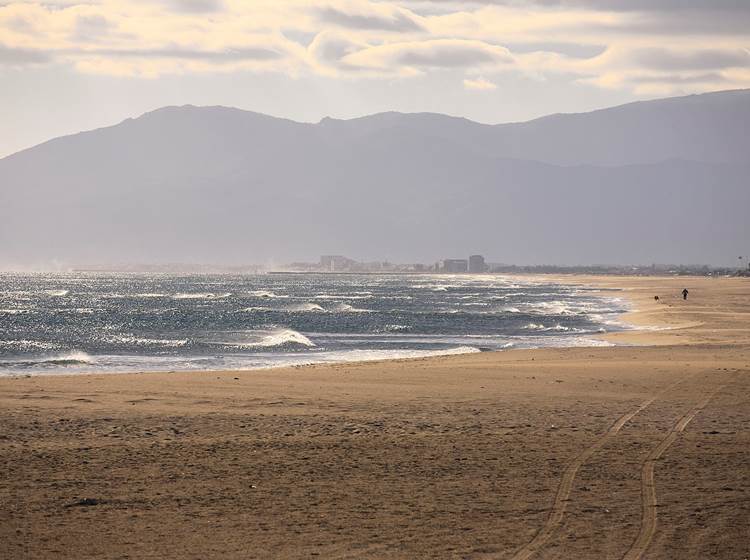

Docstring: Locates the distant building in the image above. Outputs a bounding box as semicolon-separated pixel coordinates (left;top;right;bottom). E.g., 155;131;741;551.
319;255;356;272
469;255;486;273
442;259;468;273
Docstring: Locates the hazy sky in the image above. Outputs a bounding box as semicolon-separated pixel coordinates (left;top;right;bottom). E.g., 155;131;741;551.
1;0;749;157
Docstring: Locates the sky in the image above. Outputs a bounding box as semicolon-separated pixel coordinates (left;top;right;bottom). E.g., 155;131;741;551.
1;0;749;158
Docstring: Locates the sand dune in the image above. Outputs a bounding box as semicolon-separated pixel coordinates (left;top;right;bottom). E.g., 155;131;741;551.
0;276;748;559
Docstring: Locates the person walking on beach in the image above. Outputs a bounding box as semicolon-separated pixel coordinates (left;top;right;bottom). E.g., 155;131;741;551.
682;288;689;300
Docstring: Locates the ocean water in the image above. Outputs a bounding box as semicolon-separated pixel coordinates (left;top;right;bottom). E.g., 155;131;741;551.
0;273;628;376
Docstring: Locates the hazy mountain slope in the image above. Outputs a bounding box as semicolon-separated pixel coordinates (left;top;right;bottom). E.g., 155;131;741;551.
483;88;750;166
0;90;748;267
319;89;750;166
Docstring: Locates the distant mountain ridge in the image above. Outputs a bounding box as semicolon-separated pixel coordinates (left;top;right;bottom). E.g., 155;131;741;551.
8;88;749;167
1;89;748;267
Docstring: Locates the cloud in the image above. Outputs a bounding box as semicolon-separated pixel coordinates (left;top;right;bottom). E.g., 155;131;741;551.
71;14;114;42
0;0;748;94
0;43;50;64
463;76;496;89
342;39;513;74
506;41;605;59
165;0;224;14
90;46;283;62
542;0;749;11
66;44;291;77
631;72;730;85
412;0;750;11
631;48;750;72
4;14;34;34
308;30;366;67
316;4;423;32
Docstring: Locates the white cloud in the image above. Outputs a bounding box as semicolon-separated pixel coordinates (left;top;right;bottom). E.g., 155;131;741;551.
314;1;424;32
340;39;514;76
464;76;496;90
0;0;747;93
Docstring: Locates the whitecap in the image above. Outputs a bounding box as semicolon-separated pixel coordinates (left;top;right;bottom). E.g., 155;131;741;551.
225;329;316;349
383;324;411;333
314;294;374;300
40;351;94;366
44;289;69;297
247;290;288;299
330;303;371;313
521;323;571;332
499;306;521;313
173;292;231;300
286;303;325;312
524;300;575;316
105;335;188;347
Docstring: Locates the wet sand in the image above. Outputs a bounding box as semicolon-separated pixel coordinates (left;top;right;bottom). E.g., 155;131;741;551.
0;276;748;559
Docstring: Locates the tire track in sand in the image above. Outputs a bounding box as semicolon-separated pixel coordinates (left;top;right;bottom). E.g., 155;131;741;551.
620;382;727;560
510;376;692;560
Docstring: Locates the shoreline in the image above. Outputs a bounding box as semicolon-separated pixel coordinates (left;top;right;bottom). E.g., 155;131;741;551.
512;274;749;346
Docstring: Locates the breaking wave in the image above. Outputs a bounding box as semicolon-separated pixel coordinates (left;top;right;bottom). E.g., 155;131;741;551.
330;303;371;313
522;323;572;332
11;351;97;367
226;329;316;349
528;301;576;315
173;292;232;300
103;335;188;347
44;351;94;365
45;289;69;297
241;302;369;313
286;303;326;312
498;306;521;313
247;290;288;299
314;294;374;300
382;324;411;333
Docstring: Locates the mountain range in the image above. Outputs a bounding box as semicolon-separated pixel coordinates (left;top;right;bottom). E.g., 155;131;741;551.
1;89;748;268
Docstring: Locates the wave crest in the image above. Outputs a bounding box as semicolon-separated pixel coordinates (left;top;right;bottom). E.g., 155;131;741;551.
331;303;370;313
247;290;288;299
41;351;94;366
45;289;69;297
521;323;571;332
231;329;316;349
173;292;232;300
286;303;325;312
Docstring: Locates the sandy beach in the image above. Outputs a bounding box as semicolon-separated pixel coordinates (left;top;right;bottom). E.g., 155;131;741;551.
1;275;748;559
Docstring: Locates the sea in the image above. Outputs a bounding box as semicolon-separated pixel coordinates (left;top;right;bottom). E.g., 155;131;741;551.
0;273;629;376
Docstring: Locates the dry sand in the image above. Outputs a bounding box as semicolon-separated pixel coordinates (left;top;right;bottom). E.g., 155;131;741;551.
0;276;748;559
